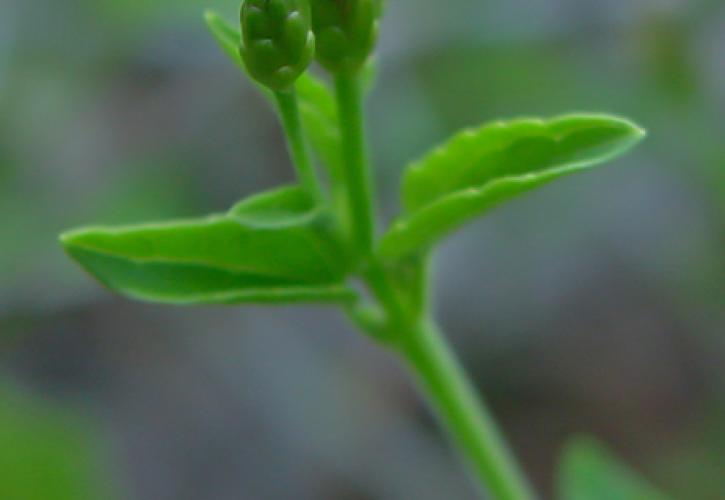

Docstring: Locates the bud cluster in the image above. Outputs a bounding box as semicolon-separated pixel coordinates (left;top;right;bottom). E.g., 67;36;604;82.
240;0;383;90
240;0;316;90
309;0;383;73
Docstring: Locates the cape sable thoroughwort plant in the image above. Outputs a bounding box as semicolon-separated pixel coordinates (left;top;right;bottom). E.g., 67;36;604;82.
61;2;650;498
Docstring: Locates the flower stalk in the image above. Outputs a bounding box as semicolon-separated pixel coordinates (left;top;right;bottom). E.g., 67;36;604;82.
335;71;376;256
240;0;323;200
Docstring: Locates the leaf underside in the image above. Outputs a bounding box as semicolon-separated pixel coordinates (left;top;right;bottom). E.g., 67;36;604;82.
379;114;645;259
61;186;353;305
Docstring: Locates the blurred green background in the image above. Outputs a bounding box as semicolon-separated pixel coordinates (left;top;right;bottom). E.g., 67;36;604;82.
1;0;724;498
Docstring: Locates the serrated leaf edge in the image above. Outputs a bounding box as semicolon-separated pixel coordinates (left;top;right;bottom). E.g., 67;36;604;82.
382;119;646;258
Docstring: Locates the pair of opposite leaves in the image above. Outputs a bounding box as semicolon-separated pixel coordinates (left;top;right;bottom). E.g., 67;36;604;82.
61;13;645;306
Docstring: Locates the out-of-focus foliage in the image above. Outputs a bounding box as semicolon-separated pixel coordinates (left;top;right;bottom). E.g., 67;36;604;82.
557;436;669;500
0;382;113;500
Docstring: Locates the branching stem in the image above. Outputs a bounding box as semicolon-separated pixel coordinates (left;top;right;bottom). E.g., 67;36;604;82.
333;64;536;500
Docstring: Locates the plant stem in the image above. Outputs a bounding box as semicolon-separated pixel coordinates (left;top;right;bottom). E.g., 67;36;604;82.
274;89;323;201
399;319;536;500
335;71;375;255
333;63;533;499
353;258;534;498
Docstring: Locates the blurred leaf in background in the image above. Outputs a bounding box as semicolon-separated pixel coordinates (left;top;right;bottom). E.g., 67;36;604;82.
0;381;116;500
558;436;670;500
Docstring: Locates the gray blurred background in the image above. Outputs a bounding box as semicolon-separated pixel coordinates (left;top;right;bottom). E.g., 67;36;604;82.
1;0;724;498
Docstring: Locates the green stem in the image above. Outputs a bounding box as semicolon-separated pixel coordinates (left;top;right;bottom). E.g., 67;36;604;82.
352;258;534;499
335;71;375;255
274;89;323;201
399;319;536;500
332;62;532;500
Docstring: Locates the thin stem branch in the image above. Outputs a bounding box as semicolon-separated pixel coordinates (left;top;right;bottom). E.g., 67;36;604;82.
274;89;323;201
335;71;375;256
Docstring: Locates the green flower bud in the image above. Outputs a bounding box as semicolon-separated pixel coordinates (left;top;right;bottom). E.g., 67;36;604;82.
240;0;315;91
309;0;383;73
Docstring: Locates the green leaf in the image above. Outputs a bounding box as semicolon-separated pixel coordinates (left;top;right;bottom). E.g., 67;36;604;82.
558;436;671;500
61;186;354;305
296;73;345;187
380;114;645;259
204;9;246;72
228;184;320;226
361;57;379;92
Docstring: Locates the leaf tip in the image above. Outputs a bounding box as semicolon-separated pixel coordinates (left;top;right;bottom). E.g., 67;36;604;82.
58;228;82;251
633;124;647;140
203;9;219;26
59;226;110;262
59;228;96;267
612;114;647;139
610;114;648;142
622;119;647;153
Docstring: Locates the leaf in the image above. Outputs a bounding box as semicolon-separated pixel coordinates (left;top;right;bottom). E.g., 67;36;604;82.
288;80;350;235
228;184;321;226
379;114;645;259
297;73;343;174
61;186;354;305
204;9;245;72
558;436;671;500
0;383;114;500
361;57;379;92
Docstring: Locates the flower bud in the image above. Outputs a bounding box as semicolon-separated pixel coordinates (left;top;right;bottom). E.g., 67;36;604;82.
309;0;383;73
240;0;315;91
